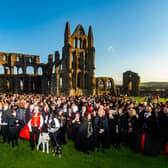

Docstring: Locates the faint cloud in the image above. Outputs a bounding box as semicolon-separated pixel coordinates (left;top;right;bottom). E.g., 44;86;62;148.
107;45;115;53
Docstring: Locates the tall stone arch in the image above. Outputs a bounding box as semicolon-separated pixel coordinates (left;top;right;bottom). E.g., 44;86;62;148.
123;71;140;96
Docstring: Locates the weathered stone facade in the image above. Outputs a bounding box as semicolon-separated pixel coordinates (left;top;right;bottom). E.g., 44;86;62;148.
59;23;96;96
0;22;117;96
123;71;140;96
96;77;117;96
0;52;58;94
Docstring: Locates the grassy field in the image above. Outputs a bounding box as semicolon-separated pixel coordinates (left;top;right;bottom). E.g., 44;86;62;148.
0;138;168;168
127;97;168;103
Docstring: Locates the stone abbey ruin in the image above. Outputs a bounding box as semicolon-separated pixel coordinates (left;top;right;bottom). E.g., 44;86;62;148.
0;22;119;96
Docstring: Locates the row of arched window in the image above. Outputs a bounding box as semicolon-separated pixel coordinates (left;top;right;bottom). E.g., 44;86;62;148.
98;80;112;90
73;37;86;49
0;66;43;75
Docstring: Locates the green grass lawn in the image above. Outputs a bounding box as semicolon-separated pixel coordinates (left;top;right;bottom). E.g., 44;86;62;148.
127;97;168;103
0;138;168;168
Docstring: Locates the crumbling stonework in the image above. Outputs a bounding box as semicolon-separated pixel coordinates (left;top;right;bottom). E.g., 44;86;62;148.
96;77;117;96
0;22;117;96
123;71;140;96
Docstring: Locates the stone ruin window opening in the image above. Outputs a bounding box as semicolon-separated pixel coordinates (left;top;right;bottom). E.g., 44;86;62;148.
20;80;23;90
83;39;86;49
107;80;112;90
48;81;50;89
98;80;105;90
60;64;63;71
18;68;23;75
74;37;78;48
78;29;83;35
38;67;43;75
28;57;32;63
14;66;17;75
26;66;34;75
0;66;4;74
128;81;132;91
17;57;20;62
3;55;7;61
52;65;55;74
6;79;10;90
77;38;80;49
5;67;10;75
60;77;62;89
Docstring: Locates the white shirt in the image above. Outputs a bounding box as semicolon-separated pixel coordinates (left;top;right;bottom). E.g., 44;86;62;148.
0;111;2;123
48;118;60;133
48;118;60;129
73;105;78;113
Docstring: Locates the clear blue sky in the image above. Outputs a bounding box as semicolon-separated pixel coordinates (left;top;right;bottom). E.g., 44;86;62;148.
0;0;168;84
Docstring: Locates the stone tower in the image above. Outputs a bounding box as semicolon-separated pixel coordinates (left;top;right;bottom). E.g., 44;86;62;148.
60;22;95;96
123;71;140;96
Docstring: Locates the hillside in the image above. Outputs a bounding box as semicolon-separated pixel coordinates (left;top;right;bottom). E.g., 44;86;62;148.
140;82;168;89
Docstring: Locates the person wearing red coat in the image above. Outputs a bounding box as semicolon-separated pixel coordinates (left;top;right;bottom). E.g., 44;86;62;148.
28;105;44;150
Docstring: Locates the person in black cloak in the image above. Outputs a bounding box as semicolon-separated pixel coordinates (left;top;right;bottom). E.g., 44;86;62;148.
25;102;31;124
58;110;67;144
75;113;94;154
158;105;168;152
8;106;20;147
48;113;60;153
92;109;99;150
142;106;162;155
66;108;75;140
97;105;109;152
127;109;141;152
119;105;129;145
108;107;119;147
71;112;81;140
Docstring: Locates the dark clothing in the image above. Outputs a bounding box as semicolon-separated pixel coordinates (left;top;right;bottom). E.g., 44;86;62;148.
97;116;110;149
71;120;81;140
128;116;141;152
8;114;19;147
142;114;162;155
30;126;40;150
93;116;99;148
119;113;129;145
16;108;25;124
25;108;31;124
49;129;60;148
75;121;94;153
66;113;75;140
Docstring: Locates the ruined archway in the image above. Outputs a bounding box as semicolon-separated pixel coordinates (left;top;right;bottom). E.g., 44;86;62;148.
98;79;105;90
123;71;140;96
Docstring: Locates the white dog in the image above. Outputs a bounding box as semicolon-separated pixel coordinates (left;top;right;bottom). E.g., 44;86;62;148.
37;132;50;153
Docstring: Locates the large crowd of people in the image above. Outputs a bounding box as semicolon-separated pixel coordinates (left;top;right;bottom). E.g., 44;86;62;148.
0;93;168;156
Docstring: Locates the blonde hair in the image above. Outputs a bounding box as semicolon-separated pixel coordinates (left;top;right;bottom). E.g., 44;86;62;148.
129;109;136;117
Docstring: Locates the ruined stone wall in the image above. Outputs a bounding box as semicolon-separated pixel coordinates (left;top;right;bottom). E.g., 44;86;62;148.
96;77;117;96
123;71;140;96
60;22;95;96
0;23;118;96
